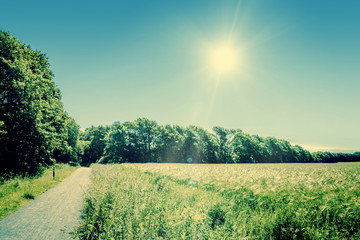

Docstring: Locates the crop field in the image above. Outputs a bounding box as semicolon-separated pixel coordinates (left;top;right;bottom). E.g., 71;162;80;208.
74;163;360;239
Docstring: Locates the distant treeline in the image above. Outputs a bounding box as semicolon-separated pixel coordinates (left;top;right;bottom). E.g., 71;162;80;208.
79;118;360;166
1;31;359;178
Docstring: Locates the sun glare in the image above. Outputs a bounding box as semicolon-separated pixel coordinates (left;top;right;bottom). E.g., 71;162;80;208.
208;42;239;76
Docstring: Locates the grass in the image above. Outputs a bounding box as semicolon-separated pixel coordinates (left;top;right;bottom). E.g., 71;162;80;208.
74;165;230;239
0;163;79;220
74;163;360;239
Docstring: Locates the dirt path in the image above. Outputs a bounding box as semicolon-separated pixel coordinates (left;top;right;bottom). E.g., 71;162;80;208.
0;167;91;240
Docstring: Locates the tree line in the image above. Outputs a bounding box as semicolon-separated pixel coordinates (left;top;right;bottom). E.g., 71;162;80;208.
1;31;359;178
80;118;360;166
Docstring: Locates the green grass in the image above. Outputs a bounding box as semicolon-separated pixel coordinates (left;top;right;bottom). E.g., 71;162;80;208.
0;164;79;220
74;163;360;239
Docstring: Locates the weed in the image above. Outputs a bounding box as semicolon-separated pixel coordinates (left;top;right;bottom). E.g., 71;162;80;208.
22;192;35;199
208;204;226;229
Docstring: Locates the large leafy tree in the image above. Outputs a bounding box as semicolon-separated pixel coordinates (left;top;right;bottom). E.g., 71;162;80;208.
52;115;81;164
100;122;127;164
232;133;260;163
100;118;160;164
213;126;237;163
0;31;69;176
180;127;200;163
156;125;183;163
194;127;218;163
134;118;159;162
81;125;109;166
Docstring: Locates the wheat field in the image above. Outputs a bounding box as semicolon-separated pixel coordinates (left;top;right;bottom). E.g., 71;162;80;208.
74;163;360;239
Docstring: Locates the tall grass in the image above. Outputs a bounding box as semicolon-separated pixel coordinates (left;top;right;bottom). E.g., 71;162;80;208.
75;163;360;239
74;165;233;239
0;164;79;219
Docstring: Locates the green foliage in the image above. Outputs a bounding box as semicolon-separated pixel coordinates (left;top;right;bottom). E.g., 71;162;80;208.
311;151;359;163
208;204;226;229
0;164;79;219
117;163;360;239
100;122;127;164
156;124;183;163
68;161;80;167
81;125;109;166
73;165;230;239
0;31;80;177
213;126;236;163
195;127;218;164
94;118;328;164
52;115;81;164
90;118;360;165
22;192;35;199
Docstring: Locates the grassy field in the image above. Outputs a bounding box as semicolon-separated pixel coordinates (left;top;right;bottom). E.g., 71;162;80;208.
0;164;79;220
74;163;360;239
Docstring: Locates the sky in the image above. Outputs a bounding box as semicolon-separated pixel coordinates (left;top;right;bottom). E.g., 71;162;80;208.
1;0;359;153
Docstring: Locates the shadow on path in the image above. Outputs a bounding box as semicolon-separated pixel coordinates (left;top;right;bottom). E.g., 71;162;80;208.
0;167;91;240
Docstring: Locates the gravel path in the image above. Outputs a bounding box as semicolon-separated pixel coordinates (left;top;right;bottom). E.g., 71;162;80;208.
0;167;91;240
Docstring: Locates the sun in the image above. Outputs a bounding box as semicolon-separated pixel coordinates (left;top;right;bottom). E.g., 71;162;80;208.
208;42;239;76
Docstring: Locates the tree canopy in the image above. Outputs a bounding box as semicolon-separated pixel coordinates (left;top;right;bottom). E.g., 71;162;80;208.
0;31;80;177
80;118;359;165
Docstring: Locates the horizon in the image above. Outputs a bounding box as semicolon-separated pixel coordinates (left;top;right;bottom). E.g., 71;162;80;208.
1;0;359;154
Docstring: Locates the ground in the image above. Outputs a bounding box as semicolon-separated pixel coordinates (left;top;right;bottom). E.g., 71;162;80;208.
0;168;91;240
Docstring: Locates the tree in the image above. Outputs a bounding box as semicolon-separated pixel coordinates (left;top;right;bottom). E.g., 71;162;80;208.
194;127;218;163
264;137;284;163
156;125;183;163
232;133;262;163
181;126;201;163
77;119;319;165
100;122;127;164
292;145;313;163
52;115;81;164
0;31;69;176
213;126;237;163
81;125;109;166
134;118;159;162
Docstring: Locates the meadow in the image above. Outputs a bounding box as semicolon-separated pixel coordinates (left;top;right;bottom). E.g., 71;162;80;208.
0;164;79;219
74;163;360;239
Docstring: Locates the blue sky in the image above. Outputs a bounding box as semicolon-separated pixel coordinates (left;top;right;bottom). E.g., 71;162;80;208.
1;0;359;153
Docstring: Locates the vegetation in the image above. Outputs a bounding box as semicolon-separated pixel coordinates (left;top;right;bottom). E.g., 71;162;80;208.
1;31;359;239
0;164;79;220
0;31;81;178
74;163;360;239
82;119;360;165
